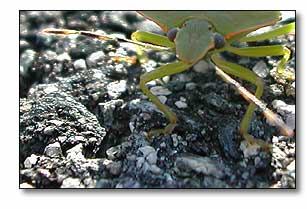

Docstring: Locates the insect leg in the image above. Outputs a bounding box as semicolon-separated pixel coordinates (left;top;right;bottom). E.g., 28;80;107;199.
140;61;192;139
131;30;175;63
238;22;295;43
211;54;271;150
131;30;175;48
226;45;293;81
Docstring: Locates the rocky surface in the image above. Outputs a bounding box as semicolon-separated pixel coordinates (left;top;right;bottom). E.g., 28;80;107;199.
19;11;296;188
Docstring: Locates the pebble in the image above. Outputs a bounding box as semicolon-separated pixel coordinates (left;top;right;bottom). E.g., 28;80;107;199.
185;82;197;90
57;136;67;144
150;86;172;96
217;117;240;160
240;140;260;158
137;146;159;173
88;137;98;144
158;95;167;104
175;155;225;178
272;100;295;130
160;142;166;148
149;164;162;174
292;81;295;89
92;69;104;79
272;100;295;115
107;80;127;99
238;57;250;65
204;92;228;111
49;120;64;126
146;152;157;165
20;182;35;188
43;85;59;94
193;60;213;73
115;179;141;189
286;82;295;96
20;39;30;50
86;51;105;67
24;154;39;168
252;60;269;78
106;145;123;160
66;144;85;161
74;136;86;142
20;49;37;75
44;142;63;158
43;126;56;135
242;171;249;180
287;160;295;172
61;177;84;188
171;134;179;147
269;84;284;96
95;178;113;188
272;136;280;143
272;146;287;160
136;157;145;169
37;168;51;178
103;159;122;176
73;59;87;70
175;100;187;109
83;177;95;187
139;146;156;157
254;156;261;166
56;52;71;62
44;50;58;60
129;121;135;133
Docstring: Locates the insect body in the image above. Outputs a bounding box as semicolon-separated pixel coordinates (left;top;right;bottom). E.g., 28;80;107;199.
44;11;295;149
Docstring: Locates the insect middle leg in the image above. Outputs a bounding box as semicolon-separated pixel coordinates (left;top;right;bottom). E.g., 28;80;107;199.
232;22;295;80
226;45;293;81
211;54;271;149
140;61;192;138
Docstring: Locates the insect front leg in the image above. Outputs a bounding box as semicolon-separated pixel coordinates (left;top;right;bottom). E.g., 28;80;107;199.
131;30;175;48
131;30;175;63
140;61;192;139
211;54;271;150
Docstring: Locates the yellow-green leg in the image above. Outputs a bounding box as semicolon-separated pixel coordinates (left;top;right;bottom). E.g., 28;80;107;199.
131;30;175;63
226;45;293;81
140;61;192;138
131;30;175;48
238;22;295;43
235;22;295;80
211;54;270;149
131;30;190;138
131;30;175;64
212;33;294;149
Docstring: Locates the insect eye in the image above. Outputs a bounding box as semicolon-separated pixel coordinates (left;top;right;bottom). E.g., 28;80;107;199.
213;33;225;49
208;26;212;30
167;28;178;42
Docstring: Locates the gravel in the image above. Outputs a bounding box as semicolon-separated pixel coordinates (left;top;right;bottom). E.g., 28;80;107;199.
252;60;269;78
19;11;296;189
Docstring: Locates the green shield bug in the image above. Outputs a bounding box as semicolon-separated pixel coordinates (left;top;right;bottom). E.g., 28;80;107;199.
43;11;295;150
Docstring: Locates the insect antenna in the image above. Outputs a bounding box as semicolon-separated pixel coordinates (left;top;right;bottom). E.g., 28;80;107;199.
43;28;171;51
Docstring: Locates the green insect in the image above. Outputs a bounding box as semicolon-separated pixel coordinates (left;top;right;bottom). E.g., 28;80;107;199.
44;11;295;149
